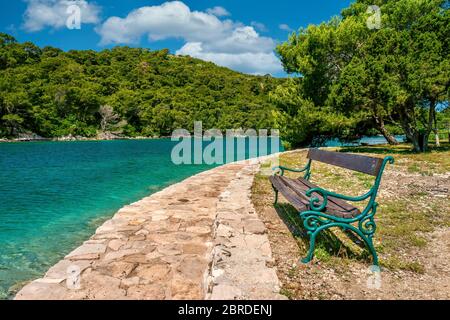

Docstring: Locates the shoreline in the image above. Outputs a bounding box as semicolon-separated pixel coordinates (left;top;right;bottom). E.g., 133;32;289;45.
14;154;284;300
0;136;169;143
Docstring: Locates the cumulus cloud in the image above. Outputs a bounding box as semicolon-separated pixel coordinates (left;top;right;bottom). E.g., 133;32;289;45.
97;1;232;45
23;0;101;32
176;42;281;75
96;1;282;75
279;23;293;32
206;6;230;17
250;21;268;32
199;26;275;54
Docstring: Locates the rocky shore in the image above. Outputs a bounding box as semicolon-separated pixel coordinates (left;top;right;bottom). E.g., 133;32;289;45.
15;156;285;300
0;132;162;143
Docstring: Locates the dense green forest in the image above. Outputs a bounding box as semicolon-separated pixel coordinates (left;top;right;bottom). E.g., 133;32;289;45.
1;0;449;152
274;0;449;151
0;32;282;139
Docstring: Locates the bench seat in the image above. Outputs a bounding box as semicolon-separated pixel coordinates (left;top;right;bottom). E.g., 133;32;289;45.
269;175;361;218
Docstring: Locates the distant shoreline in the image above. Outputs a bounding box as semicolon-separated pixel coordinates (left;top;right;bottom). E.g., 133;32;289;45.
0;135;168;143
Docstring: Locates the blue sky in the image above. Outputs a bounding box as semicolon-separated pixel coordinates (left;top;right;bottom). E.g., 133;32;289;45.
0;0;353;76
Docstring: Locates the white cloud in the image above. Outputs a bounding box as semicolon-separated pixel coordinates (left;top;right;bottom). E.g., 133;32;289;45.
97;1;232;45
96;1;282;75
200;26;275;54
206;6;230;17
279;23;293;32
23;0;101;32
251;21;268;32
176;42;281;75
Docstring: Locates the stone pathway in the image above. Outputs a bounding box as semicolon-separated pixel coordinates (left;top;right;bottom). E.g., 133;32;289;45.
15;159;285;300
208;165;285;300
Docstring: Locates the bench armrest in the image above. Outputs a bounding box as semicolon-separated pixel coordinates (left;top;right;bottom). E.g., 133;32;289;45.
273;160;312;177
306;187;373;212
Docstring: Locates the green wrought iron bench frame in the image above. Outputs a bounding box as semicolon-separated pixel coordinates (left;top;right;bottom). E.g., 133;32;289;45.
271;149;394;266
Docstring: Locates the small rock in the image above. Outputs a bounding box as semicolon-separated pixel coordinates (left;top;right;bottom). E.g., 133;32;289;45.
93;232;126;240
35;278;65;284
186;226;211;235
145;251;163;261
170;275;202;300
216;224;234;238
243;220;266;235
108;239;126;251
95;261;135;279
120;276;140;289
65;244;107;260
182;243;206;254
157;244;183;256
45;260;92;280
176;256;207;281
103;249;140;262
128;218;146;226
127;284;166;300
135;229;149;236
210;284;242;300
135;264;171;283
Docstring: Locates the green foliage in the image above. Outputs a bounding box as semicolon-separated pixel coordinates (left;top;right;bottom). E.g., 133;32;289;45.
270;78;359;147
275;0;449;151
0;33;282;138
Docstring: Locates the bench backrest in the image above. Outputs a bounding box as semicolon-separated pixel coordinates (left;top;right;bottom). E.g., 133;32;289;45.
307;149;384;177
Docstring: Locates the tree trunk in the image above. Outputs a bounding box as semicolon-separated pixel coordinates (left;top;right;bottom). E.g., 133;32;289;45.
408;132;422;152
101;118;107;132
422;99;438;152
397;99;425;153
373;116;399;145
434;132;440;147
432;109;440;147
379;126;399;145
399;115;421;152
418;132;428;152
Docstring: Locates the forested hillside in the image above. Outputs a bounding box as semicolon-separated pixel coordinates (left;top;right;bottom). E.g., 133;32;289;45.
0;33;282;138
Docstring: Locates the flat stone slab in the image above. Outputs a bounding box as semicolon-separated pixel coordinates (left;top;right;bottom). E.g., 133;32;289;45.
66;244;107;260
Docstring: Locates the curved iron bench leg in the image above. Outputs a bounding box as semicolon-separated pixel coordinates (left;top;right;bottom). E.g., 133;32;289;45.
299;213;380;266
271;184;279;205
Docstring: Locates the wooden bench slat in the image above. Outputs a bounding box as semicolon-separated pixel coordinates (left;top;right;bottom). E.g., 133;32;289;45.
295;178;359;213
269;175;360;218
284;177;360;218
270;176;308;211
307;149;384;176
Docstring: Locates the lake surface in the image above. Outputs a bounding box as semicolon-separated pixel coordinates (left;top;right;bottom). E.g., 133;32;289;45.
0;138;280;299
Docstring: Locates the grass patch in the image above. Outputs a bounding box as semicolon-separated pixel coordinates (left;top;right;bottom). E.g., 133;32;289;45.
381;257;425;274
279;288;295;300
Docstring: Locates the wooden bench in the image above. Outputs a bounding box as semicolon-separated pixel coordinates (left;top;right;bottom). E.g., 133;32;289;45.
269;148;394;265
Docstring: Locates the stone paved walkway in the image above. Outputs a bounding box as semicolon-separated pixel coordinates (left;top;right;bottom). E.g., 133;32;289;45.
15;159;284;300
208;165;284;300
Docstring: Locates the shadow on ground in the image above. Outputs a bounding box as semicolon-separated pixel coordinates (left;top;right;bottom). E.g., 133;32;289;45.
339;142;450;155
274;203;374;264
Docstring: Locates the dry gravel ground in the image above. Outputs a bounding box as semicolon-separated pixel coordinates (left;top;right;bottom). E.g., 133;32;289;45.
252;145;450;300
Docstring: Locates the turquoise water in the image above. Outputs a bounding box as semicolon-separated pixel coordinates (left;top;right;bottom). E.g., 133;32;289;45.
0;138;280;299
324;135;406;147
